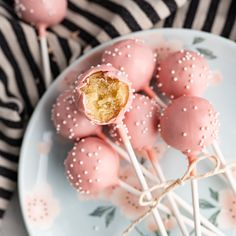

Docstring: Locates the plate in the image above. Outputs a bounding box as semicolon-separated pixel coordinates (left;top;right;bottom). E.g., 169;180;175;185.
19;29;236;236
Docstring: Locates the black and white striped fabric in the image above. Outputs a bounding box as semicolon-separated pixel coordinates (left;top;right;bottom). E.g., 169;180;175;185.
0;0;235;222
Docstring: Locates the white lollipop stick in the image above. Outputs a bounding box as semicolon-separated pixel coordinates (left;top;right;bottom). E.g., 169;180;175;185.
118;180;140;196
39;26;52;87
191;178;201;236
146;149;189;236
100;136;224;236
118;124;168;236
212;141;236;194
188;156;201;236
144;86;167;108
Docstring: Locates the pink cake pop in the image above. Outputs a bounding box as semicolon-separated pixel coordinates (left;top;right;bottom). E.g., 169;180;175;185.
73;64;133;125
65;137;120;195
51;90;101;140
160;96;219;155
156;50;213;100
101;39;155;92
15;0;67;35
110;94;160;150
15;0;67;87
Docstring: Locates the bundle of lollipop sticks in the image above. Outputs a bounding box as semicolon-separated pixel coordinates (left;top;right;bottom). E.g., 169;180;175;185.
51;39;236;236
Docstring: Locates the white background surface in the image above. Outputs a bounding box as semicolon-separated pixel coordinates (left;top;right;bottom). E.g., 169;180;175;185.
1;191;28;236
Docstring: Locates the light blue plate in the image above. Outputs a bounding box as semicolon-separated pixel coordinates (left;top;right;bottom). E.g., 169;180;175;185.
19;29;236;236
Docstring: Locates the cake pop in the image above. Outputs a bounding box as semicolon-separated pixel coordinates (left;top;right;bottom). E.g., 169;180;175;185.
110;94;160;150
65;137;119;194
51;90;101;140
15;0;67;87
73;64;132;125
156;50;212;100
74;64;168;235
101;39;155;92
160;96;220;236
160;96;219;155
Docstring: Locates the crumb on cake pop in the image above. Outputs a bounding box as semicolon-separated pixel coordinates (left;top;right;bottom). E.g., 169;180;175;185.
51;90;101;140
160;96;220;155
110;94;160;150
156;50;213;99
101;39;155;91
15;0;67;34
73;64;133;125
65;137;120;195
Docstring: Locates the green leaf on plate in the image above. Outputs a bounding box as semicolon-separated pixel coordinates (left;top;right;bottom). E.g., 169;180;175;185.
199;199;216;209
209;210;221;226
209;188;219;202
192;37;205;44
105;208;116;227
196;48;217;59
89;206;113;217
154;231;161;236
140;157;146;165
135;227;148;236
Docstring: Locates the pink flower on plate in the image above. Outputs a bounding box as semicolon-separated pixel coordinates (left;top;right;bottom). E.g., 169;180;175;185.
111;178;147;220
209;70;223;86
218;189;236;230
24;184;60;230
147;214;176;233
111;165;160;220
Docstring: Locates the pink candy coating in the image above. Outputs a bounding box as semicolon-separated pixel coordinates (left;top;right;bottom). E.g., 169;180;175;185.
15;0;67;32
51;90;101;140
65;137;120;195
101;39;155;91
157;50;212;99
160;96;219;155
110;94;160;150
73;64;133;125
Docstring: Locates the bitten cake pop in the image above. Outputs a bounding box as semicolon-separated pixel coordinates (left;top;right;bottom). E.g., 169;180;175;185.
160;96;219;155
15;0;67;87
101;39;155;92
65;137;119;194
110;94;160;150
73;64;132;125
51;90;101;140
157;50;212;99
75;65;168;235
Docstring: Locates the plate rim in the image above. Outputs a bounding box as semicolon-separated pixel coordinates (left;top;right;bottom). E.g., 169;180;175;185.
18;28;236;235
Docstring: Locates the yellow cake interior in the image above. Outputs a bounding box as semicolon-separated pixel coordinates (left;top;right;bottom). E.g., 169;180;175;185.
81;72;129;123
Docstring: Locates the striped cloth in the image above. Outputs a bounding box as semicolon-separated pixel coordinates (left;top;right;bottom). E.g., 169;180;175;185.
0;0;235;222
